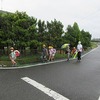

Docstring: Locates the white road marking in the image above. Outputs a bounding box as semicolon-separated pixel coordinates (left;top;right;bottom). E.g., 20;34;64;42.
82;46;98;57
21;77;70;100
98;96;100;100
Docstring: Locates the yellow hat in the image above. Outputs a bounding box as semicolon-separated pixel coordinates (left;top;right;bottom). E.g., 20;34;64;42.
49;46;53;49
43;44;46;47
10;47;14;50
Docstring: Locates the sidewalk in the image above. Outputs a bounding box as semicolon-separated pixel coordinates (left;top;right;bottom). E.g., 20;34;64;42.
0;47;97;70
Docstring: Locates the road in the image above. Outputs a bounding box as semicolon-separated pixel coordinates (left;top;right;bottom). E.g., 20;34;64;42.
0;46;100;100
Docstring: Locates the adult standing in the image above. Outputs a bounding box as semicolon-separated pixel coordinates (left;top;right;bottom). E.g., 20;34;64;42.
77;41;83;61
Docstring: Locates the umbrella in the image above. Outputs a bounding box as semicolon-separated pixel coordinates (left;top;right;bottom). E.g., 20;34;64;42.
61;43;69;49
14;50;20;57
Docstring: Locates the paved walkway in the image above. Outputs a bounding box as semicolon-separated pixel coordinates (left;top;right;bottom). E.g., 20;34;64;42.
0;47;97;70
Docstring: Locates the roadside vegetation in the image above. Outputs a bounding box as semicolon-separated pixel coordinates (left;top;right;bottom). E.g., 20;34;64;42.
0;42;98;67
0;11;95;67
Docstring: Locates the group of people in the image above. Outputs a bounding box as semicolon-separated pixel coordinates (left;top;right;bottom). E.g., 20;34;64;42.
9;41;82;66
66;41;83;61
41;41;83;63
41;44;56;62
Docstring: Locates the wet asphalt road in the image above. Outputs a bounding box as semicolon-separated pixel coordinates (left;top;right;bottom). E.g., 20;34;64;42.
0;46;100;100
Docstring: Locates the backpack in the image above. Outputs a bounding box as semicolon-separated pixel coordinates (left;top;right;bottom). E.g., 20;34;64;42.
14;50;20;57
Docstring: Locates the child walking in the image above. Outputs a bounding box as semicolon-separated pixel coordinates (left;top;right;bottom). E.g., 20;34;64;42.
66;45;70;61
9;47;17;66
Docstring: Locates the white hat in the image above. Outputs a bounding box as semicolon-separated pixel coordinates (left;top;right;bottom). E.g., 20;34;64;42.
78;41;81;44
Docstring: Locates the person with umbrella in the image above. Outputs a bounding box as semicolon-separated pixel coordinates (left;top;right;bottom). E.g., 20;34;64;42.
61;43;70;61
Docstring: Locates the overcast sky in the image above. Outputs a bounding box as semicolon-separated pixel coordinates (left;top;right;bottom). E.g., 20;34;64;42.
1;0;100;38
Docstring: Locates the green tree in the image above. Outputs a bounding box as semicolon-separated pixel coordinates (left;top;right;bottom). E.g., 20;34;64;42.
37;20;47;43
81;30;91;49
64;22;91;49
47;19;64;48
13;11;37;49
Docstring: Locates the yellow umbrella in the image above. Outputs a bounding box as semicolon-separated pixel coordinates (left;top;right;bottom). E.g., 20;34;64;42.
61;43;69;49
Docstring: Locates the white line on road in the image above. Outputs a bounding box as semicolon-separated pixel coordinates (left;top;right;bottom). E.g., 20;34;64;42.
98;96;100;100
21;77;70;100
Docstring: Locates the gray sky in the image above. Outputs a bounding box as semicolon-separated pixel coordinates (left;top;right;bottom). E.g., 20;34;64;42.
1;0;100;38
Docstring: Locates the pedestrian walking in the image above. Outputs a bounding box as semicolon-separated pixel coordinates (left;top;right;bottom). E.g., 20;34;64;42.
48;46;53;61
71;47;77;58
77;41;83;61
66;45;70;61
48;46;56;61
41;44;48;62
9;47;17;66
52;48;56;61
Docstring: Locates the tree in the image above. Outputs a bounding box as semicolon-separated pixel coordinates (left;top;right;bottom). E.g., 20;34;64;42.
37;20;47;43
64;22;91;49
46;19;64;48
0;11;92;56
81;30;91;49
65;24;78;47
13;11;37;49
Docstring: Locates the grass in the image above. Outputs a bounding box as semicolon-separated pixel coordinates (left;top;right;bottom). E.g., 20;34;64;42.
0;53;67;67
91;42;98;48
0;42;98;67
